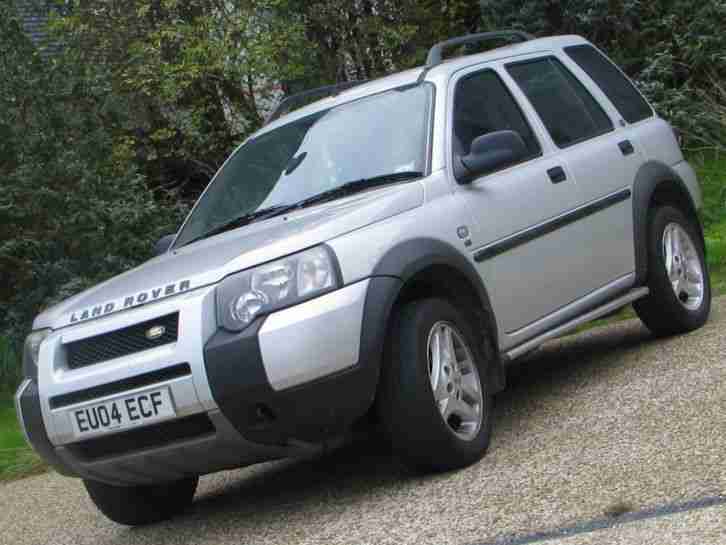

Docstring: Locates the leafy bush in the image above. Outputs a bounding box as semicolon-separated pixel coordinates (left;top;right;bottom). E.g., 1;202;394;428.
481;0;726;148
0;336;20;394
0;4;187;357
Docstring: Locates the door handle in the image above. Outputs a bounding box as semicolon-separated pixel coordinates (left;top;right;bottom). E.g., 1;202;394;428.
547;166;567;184
619;140;635;156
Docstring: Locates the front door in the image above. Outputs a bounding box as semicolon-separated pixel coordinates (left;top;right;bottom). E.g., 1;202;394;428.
449;65;588;341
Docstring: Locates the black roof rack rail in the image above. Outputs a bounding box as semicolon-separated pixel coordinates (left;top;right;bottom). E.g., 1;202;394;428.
265;80;368;125
426;30;535;67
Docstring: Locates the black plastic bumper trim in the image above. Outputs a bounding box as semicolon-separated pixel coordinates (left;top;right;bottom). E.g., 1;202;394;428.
67;413;215;461
17;380;76;476
204;277;398;445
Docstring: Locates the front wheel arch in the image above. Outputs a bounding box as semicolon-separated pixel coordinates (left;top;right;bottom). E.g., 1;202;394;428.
361;239;505;401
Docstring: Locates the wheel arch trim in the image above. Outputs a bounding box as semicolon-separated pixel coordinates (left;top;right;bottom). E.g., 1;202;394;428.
632;161;704;285
363;238;505;394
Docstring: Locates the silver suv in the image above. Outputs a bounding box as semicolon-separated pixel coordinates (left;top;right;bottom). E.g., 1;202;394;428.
16;32;710;525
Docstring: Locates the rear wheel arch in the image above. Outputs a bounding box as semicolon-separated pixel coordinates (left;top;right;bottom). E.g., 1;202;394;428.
632;162;704;285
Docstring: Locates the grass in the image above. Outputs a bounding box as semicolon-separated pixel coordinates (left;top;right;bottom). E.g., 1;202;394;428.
1;338;45;482
694;151;726;296
0;336;21;394
0;395;44;482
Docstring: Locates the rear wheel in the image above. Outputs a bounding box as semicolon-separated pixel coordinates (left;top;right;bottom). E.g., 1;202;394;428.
84;476;198;526
634;205;711;336
377;298;494;472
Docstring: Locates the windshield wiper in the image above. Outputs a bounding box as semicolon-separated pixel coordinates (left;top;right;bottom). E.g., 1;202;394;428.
181;171;422;247
289;171;424;210
182;204;294;246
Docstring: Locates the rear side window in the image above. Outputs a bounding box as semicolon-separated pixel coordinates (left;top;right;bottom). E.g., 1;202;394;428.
453;70;541;160
564;44;653;124
508;57;613;148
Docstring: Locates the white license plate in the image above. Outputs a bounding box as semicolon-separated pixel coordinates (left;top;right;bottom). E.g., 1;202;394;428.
70;388;176;439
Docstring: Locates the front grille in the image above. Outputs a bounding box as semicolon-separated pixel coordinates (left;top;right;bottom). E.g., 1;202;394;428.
68;413;215;461
66;313;179;369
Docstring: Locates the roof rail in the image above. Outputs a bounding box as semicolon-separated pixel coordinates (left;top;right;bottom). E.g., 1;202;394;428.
426;30;535;67
265;80;368;125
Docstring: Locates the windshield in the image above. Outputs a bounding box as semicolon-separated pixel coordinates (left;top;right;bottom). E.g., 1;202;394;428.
174;84;432;248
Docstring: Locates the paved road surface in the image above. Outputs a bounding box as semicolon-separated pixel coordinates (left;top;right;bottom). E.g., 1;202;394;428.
2;298;724;545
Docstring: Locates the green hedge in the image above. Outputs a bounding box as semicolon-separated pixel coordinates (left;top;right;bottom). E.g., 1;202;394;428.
0;337;20;394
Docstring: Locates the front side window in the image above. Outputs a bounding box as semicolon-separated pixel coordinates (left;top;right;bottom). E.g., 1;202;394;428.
508;57;613;148
175;84;432;248
453;70;541;171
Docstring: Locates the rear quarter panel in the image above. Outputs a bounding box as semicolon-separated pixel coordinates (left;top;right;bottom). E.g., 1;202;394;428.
631;117;685;168
631;116;702;209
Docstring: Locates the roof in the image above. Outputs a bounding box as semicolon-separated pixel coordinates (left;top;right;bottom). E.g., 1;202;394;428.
255;34;590;138
424;34;589;78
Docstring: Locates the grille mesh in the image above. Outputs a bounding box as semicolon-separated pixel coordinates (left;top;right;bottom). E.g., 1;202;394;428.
66;313;179;369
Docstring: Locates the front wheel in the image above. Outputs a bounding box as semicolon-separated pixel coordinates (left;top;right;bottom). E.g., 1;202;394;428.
377;298;494;472
634;205;711;336
84;476;198;525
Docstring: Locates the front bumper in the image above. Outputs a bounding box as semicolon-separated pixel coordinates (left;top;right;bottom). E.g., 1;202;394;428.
16;278;393;486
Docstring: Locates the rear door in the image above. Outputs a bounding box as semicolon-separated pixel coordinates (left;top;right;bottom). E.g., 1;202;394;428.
505;54;641;298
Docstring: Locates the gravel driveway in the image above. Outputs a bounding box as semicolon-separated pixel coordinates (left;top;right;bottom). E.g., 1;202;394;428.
2;297;725;545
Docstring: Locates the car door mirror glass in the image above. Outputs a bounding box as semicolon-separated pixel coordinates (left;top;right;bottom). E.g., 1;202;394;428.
456;130;528;183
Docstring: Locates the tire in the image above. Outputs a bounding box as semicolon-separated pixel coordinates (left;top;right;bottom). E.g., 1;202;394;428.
377;298;494;472
84;476;198;526
634;205;711;336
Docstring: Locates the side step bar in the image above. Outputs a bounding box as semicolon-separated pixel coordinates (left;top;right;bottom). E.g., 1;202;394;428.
504;287;650;361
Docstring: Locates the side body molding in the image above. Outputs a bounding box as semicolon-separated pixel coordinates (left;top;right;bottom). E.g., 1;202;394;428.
632;161;704;285
367;238;505;393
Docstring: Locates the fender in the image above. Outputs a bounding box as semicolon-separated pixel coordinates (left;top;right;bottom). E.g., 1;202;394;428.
363;238;505;393
632;161;703;285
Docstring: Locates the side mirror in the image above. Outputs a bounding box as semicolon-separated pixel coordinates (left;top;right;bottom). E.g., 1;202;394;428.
454;130;528;184
154;234;175;256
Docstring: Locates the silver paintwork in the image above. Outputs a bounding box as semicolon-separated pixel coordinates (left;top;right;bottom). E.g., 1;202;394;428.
631;117;686;173
662;223;705;311
33;183;424;331
672;160;703;210
259;280;369;391
445;51;638;337
427;322;484;441
39;285;220;447
17;34;706;485
505;287;650;361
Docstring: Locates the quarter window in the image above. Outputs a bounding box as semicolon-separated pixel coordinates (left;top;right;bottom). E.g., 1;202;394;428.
508;57;613;148
564;44;653;124
452;70;541;173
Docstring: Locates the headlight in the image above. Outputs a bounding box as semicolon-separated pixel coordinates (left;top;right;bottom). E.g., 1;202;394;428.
216;245;340;331
22;329;51;379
